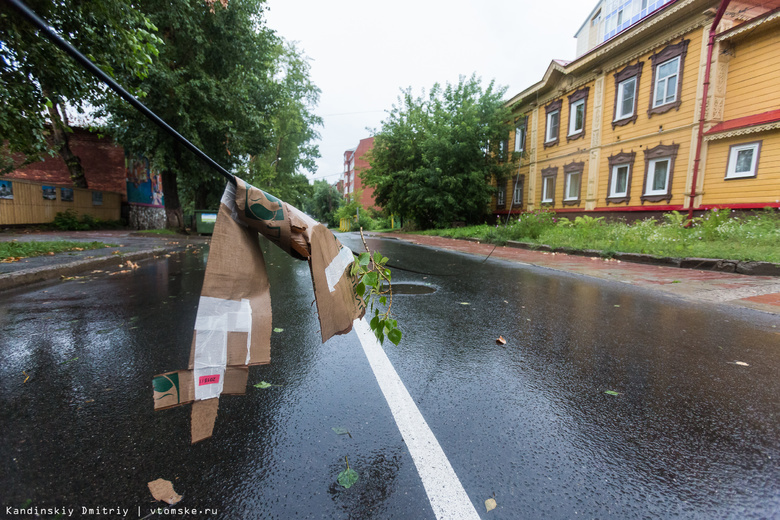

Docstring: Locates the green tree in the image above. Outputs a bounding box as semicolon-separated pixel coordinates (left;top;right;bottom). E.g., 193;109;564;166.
363;75;517;229
243;41;321;209
305;179;343;227
104;0;282;229
0;0;160;185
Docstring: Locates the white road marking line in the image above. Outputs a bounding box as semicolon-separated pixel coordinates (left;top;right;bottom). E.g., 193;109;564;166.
353;318;480;520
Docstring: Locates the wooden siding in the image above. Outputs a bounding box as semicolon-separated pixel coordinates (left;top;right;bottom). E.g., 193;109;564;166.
0;178;122;225
721;27;780;122
702;130;780;205
498;5;779;217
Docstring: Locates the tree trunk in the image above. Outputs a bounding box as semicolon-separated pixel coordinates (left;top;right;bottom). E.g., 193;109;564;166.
194;183;210;210
161;169;185;231
45;98;88;189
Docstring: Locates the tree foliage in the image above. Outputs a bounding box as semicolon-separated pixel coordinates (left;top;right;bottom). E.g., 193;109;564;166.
305;179;343;227
0;0;160;183
363;75;517;229
103;0;279;227
241;41;321;210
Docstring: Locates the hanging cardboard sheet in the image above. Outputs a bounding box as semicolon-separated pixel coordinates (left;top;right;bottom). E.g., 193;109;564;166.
153;176;364;443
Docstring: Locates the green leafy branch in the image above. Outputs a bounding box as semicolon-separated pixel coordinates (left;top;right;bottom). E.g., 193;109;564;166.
351;231;402;346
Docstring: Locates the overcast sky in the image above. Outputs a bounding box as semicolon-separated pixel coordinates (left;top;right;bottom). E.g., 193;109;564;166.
264;0;597;183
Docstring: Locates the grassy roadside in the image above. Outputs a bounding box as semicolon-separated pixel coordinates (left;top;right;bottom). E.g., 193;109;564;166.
415;209;780;264
0;240;114;262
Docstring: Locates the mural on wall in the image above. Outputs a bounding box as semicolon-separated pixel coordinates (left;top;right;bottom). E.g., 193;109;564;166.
60;187;74;202
0;180;13;199
42;186;57;200
126;157;164;207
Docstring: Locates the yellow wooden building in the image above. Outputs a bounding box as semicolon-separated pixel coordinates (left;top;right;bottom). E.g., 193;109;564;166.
494;0;780;219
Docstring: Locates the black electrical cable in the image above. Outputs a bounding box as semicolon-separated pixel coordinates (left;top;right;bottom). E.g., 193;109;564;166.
3;0;236;186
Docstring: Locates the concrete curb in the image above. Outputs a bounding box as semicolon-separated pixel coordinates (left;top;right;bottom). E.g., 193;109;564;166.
0;247;181;292
493;239;779;276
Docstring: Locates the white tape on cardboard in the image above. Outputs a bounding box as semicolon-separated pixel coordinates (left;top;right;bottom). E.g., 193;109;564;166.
193;296;252;400
325;246;355;293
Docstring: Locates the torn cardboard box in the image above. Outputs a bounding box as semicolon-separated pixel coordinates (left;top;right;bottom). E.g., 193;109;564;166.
153;177;364;443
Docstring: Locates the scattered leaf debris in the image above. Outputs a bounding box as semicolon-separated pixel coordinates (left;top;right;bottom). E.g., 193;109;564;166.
604;390;622;396
485;494;497;512
496;336;507;346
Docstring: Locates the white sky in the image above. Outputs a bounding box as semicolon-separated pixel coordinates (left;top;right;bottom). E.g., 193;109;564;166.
264;0;598;183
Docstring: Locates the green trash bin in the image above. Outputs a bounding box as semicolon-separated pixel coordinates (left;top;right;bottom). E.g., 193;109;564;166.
195;210;218;235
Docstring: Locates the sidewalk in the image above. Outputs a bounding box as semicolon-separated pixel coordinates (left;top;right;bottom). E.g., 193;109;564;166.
381;232;780;316
0;229;208;291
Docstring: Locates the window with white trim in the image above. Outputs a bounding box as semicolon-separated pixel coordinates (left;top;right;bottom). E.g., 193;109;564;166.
541;167;557;204
544;100;562;147
726;141;761;179
514;117;527;153
545;110;560;143
607;151;635;204
648;40;688;116
497;185;506;206
641;143;678;203
653;56;680;108
542;177;555;203
513;178;523;205
610;165;630;198
565;171;581;201
616;77;636;120
645;158;670;195
569;99;585;136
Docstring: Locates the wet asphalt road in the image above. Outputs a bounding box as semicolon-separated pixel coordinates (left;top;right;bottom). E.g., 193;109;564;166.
1;233;779;519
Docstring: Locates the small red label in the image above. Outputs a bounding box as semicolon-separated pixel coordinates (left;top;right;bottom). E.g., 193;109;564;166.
198;374;220;386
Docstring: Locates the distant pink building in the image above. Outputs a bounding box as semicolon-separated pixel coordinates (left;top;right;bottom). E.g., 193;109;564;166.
342;137;376;210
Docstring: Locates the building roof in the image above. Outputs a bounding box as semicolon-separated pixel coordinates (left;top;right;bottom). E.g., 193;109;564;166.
704;109;780;135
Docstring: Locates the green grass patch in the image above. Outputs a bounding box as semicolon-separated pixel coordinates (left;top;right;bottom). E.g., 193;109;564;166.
418;209;780;264
0;240;114;261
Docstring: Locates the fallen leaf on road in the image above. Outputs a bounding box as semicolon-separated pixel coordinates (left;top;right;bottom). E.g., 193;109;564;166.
23;370;30;383
496;336;506;345
460;302;470;305
254;381;281;389
337;457;359;489
485;496;497;512
273;327;284;333
125;260;139;269
605;390;622;396
731;361;750;367
148;478;182;505
332;427;352;438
